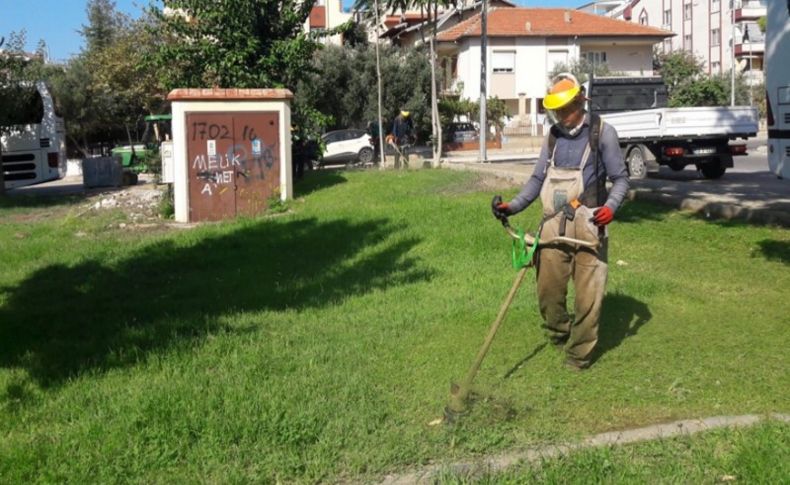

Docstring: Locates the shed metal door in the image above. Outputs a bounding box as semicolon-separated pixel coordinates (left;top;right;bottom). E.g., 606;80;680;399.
186;112;280;222
232;112;280;217
186;113;237;222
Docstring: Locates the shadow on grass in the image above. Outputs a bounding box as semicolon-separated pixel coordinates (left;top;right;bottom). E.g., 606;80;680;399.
756;239;790;265
503;342;548;379
594;292;652;364
0;217;433;388
0;192;87;210
294;170;347;198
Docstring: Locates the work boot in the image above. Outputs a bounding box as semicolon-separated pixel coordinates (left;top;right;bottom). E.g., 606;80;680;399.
550;336;568;351
564;357;590;372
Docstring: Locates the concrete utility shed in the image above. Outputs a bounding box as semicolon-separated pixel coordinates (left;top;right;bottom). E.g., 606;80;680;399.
167;88;293;223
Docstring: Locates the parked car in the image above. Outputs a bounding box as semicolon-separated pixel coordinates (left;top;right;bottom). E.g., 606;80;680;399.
444;122;478;143
320;129;375;166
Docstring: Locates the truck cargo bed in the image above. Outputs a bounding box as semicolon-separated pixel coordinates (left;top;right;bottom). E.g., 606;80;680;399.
601;106;759;141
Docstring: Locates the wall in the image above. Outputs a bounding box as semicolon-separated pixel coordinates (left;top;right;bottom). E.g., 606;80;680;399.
581;43;654;75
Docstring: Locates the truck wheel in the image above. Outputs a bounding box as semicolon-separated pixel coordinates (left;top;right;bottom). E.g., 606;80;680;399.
699;162;726;179
626;146;648;179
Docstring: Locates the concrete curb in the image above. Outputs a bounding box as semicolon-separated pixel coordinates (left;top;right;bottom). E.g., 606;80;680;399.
627;187;790;227
378;414;790;484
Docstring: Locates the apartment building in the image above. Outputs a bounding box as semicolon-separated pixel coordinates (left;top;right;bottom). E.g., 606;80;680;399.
305;0;352;46
579;0;766;83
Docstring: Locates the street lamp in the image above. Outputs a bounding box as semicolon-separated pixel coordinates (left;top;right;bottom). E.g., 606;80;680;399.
479;0;488;163
730;0;735;106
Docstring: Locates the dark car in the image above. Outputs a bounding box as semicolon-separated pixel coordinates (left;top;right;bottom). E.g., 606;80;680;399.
444;122;478;143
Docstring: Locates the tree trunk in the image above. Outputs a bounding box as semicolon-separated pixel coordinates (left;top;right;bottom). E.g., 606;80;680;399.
429;37;440;167
430;3;442;167
373;0;386;166
0;138;5;197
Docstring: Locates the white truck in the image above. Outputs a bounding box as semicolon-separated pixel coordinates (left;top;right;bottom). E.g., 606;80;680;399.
765;0;790;179
588;77;759;179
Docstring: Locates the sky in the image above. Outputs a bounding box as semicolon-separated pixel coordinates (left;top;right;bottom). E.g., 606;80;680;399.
0;0;586;63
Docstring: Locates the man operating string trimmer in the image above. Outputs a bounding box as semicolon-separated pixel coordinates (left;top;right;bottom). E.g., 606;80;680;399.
492;73;630;371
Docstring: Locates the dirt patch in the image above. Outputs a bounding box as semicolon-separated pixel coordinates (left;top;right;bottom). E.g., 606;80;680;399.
85;185;165;220
438;173;519;195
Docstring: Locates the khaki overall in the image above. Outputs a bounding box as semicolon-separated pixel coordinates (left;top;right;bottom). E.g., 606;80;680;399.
536;142;608;367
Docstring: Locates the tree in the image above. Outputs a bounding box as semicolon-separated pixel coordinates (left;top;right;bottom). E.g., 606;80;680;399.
669;76;728;107
294;44;434;140
149;0;328;144
44;2;164;156
80;0;129;53
757;16;766;33
654;50;705;97
149;0;319;90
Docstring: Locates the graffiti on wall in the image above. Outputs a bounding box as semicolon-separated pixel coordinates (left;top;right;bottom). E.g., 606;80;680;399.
189;121;278;197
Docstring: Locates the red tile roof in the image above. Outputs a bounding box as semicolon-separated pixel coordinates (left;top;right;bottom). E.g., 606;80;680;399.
437;8;673;42
167;88;293;101
383;13;431;28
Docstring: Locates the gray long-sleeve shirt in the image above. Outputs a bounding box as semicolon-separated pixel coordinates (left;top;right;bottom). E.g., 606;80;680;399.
509;114;630;214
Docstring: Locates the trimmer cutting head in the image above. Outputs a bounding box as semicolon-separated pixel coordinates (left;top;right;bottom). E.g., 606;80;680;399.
443;382;470;424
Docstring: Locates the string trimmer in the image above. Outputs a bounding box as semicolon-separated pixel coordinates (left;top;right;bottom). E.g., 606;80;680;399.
443;214;597;423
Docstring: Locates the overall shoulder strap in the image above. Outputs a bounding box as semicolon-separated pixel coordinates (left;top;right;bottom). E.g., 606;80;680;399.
588;113;606;207
547;127;558;166
589;113;602;152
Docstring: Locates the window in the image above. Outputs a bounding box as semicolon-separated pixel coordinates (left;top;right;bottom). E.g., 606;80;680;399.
663;9;671;25
684;3;692;20
548;49;569;70
492;51;515;73
0;86;44;125
639;11;648;25
684;34;692;49
711;28;721;46
581;51;607;65
712;0;720;12
711;61;721;73
664;39;672;52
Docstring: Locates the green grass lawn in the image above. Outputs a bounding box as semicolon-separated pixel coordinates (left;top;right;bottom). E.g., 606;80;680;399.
1;169;788;483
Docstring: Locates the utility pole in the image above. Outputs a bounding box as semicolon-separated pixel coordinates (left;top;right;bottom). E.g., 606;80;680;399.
748;38;753;105
479;0;487;163
730;0;736;106
373;0;385;166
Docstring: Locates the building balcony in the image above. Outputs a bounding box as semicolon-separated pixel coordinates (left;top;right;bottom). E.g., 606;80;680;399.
734;0;766;21
735;42;765;56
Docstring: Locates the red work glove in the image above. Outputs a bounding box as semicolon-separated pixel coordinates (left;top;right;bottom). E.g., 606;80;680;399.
592;206;614;226
491;195;511;221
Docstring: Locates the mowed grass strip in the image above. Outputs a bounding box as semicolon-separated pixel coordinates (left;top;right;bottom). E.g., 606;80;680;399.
436;420;790;484
1;169;788;483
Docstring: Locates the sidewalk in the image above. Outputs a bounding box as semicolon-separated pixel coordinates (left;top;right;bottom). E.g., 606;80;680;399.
441;154;790;227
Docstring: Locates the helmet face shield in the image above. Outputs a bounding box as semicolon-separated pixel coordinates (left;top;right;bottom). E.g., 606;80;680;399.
546;100;581;127
542;72;587;129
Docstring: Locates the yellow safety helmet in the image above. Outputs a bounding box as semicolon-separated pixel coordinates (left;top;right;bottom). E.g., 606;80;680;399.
542;73;582;111
400;110;410;118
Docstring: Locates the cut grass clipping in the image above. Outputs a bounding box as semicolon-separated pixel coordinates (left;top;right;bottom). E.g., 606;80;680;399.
1;170;788;483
